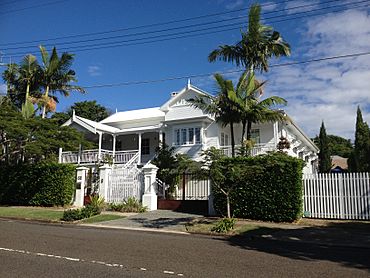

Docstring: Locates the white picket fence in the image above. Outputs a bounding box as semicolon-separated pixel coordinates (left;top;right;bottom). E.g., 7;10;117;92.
106;167;144;203
303;173;370;220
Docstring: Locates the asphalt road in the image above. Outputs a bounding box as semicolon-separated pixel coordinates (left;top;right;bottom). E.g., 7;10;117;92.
0;219;369;277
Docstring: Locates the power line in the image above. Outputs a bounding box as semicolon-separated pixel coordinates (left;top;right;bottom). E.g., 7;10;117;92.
0;0;67;15
0;0;343;52
5;0;370;58
0;0;296;47
80;51;370;89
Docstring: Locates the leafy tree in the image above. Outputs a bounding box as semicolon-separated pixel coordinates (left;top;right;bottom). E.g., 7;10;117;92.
313;134;353;158
350;107;370;172
38;46;85;118
152;144;201;195
208;3;290;73
0;98;93;165
318;122;331;173
52;100;110;125
189;74;240;157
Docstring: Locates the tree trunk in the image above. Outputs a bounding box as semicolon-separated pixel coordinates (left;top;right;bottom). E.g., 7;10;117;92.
230;122;235;158
246;121;252;141
226;194;231;219
241;120;247;145
25;82;30;101
41;85;49;119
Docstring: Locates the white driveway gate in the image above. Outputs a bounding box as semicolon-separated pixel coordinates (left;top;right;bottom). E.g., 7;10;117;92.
106;167;144;203
303;172;370;220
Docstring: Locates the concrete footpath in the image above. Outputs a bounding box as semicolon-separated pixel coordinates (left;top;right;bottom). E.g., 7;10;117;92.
84;210;370;249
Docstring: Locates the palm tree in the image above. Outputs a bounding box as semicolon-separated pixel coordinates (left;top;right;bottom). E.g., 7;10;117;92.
228;71;287;145
208;4;290;73
39;46;85;118
18;54;40;102
189;74;240;157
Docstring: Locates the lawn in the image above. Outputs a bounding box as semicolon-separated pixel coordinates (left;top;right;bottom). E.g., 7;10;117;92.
0;206;64;221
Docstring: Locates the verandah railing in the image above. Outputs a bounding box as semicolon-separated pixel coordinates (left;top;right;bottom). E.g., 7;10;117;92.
59;149;138;165
220;143;276;157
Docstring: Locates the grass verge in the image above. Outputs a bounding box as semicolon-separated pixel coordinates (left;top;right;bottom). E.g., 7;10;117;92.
0;206;64;221
80;214;125;224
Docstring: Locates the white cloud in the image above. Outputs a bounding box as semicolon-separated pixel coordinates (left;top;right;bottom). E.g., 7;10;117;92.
0;84;6;95
225;0;244;10
265;9;370;140
87;65;102;77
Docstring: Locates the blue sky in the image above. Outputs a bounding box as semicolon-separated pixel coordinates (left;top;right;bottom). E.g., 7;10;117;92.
1;0;370;139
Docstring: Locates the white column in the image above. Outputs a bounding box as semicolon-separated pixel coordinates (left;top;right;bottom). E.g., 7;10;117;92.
142;163;158;211
98;132;102;160
138;132;142;165
58;147;62;163
273;121;279;147
159;131;163;147
99;165;112;201
112;135;116;164
74;167;89;207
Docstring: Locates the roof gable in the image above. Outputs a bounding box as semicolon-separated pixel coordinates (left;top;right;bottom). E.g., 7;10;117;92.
160;84;211;112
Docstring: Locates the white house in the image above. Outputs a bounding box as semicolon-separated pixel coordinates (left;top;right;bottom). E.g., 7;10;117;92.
60;82;318;175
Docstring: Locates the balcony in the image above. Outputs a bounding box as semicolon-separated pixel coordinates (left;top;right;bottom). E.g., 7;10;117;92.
220;143;276;157
59;149;139;165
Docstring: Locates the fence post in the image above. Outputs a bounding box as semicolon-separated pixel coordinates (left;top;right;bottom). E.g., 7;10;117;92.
58;148;62;163
182;172;186;201
74;167;89;207
99;165;112;202
142;163;158;211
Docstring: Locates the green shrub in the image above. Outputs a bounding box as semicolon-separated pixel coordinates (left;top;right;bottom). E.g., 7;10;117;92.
211;218;236;233
0;162;75;206
62;209;82;221
108;197;147;213
89;195;105;212
61;204;101;222
211;152;304;222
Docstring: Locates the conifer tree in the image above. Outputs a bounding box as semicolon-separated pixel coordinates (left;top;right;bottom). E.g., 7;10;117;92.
318;121;331;173
351;106;370;172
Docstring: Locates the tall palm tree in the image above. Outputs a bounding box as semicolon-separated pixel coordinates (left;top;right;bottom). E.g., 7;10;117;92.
228;71;287;144
189;74;240;157
39;46;85;118
208;4;290;73
18;54;40;102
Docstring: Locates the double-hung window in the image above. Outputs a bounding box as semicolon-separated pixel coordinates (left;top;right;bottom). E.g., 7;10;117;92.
220;132;229;146
174;127;201;146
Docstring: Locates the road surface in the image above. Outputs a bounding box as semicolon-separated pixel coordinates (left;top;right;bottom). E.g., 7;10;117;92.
0;219;369;277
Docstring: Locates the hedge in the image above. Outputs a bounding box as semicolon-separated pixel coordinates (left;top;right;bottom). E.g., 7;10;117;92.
0;162;76;206
211;152;305;222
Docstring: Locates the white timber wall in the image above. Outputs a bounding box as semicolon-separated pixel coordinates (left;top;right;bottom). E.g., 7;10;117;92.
303;173;370;220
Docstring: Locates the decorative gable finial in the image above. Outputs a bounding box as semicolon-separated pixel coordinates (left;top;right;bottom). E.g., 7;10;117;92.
72;109;76;120
187;78;191;89
115;108;118;113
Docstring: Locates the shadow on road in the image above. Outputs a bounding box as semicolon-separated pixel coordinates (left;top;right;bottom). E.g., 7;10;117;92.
223;221;370;271
129;217;194;229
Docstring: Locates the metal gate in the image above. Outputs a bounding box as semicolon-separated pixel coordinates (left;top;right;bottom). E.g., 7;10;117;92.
106;167;144;203
157;173;211;215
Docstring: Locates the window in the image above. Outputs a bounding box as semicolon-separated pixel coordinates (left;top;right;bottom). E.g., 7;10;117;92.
250;129;260;144
174;127;201;146
195;128;201;144
142;138;150;155
220;132;229;146
181;129;187;145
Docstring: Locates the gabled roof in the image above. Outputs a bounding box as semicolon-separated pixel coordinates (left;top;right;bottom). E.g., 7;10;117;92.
100;107;164;124
160;83;211;112
63;114;119;134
